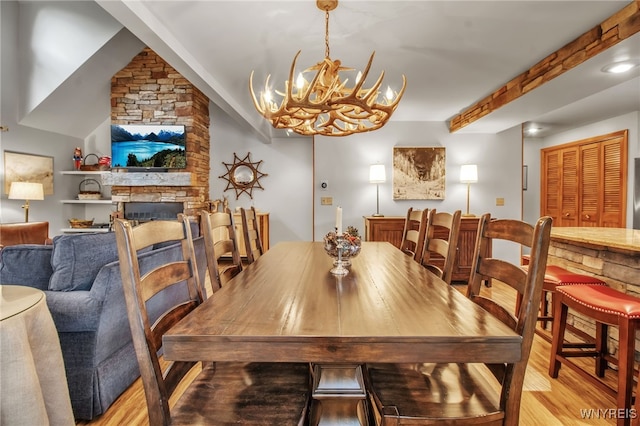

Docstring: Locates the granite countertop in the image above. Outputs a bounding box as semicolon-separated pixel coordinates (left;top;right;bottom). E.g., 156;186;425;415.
550;227;640;253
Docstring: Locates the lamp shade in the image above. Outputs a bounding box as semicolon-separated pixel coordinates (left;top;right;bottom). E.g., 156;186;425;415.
460;165;478;183
369;164;386;183
8;182;44;200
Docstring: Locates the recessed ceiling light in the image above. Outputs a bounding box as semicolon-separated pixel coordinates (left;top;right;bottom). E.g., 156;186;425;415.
601;61;639;74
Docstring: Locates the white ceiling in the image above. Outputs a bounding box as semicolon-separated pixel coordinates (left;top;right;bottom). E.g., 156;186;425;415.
96;0;640;141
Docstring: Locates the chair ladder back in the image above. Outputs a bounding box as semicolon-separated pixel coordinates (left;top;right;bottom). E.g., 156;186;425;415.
201;208;243;291
467;213;552;425
114;218;204;426
241;207;264;264
400;208;428;262
421;209;461;284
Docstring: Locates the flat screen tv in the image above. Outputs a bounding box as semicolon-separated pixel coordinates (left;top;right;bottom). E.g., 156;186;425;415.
110;124;186;171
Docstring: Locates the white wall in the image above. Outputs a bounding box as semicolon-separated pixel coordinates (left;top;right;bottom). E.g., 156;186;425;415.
209;103;314;244
524;111;640;227
1;1;85;231
314;121;524;263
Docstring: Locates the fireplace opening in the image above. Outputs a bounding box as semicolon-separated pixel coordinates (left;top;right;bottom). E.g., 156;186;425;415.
123;202;184;223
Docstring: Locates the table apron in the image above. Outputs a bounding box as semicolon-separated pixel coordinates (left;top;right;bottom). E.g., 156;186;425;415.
163;340;521;364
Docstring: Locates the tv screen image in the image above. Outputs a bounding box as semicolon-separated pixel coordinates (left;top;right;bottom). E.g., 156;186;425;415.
111;124;186;169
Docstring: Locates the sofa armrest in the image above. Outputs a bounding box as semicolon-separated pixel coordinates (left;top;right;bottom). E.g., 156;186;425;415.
44;290;102;332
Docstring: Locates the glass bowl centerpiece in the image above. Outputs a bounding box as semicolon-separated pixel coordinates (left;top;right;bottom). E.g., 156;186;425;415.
323;226;362;266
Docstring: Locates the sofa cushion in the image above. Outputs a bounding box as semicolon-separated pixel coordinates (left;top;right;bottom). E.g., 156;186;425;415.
0;244;53;290
49;233;118;292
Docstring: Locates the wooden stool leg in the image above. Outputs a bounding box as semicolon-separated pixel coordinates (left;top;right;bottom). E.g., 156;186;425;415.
595;322;608;377
616;319;636;426
549;296;569;378
541;290;550;330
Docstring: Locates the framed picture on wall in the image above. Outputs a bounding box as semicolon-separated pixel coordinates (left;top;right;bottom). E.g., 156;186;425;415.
393;146;446;200
3;151;54;195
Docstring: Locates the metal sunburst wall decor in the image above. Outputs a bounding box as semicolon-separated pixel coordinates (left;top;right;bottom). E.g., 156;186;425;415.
219;152;268;199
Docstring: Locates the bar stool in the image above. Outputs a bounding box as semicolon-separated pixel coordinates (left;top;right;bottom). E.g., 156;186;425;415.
519;261;606;342
549;284;640;426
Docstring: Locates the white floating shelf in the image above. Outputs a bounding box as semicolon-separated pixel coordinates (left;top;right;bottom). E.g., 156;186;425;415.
102;172;193;186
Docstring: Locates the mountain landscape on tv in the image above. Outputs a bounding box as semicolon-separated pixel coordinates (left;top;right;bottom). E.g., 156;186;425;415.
111;124;186;169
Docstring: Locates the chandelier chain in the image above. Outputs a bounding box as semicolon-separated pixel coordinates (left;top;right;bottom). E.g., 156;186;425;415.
324;9;330;59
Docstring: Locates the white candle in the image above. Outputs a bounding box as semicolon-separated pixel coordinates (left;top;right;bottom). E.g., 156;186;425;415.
336;207;342;235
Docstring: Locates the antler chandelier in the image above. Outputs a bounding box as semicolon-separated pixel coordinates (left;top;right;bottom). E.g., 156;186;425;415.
249;0;406;137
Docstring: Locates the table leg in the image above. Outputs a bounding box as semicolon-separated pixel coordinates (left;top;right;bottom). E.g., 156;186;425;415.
309;364;370;425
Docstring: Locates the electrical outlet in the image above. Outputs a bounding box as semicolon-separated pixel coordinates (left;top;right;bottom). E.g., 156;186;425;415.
320;180;329;190
496;197;505;206
321;197;333;205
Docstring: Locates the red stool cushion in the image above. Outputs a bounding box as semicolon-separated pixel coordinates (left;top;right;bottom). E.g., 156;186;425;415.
542;265;606;286
521;265;606;287
558;285;640;319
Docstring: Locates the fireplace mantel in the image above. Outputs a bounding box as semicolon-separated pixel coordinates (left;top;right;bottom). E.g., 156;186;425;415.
102;172;193;186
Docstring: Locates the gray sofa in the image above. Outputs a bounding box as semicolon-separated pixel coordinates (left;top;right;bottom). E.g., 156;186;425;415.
0;226;206;420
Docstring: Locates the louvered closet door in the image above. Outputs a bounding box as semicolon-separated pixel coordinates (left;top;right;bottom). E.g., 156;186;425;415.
560;147;579;227
541;130;627;229
601;136;626;227
579;143;600;227
542;150;561;224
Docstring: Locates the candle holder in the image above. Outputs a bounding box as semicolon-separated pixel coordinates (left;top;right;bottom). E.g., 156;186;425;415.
324;227;361;273
329;234;349;276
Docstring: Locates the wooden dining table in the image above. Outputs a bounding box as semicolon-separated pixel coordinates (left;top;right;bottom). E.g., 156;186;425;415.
163;241;522;424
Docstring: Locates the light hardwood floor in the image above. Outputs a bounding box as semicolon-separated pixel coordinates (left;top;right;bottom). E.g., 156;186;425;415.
78;277;620;426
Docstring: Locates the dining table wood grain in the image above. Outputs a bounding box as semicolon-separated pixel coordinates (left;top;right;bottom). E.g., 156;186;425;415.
163;241;522;364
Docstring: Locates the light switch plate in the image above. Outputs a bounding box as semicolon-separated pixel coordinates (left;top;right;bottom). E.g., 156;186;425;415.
321;197;333;205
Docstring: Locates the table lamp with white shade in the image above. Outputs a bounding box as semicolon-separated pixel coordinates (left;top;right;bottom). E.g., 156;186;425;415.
460;165;478;217
8;182;44;222
369;164;386;217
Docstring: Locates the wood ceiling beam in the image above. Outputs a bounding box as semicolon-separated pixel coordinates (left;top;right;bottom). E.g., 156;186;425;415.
448;0;640;133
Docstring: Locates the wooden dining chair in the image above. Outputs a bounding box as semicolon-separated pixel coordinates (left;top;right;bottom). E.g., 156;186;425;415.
399;207;428;262
201;208;243;292
240;206;264;264
113;218;311;426
366;213;552;426
419;209;462;285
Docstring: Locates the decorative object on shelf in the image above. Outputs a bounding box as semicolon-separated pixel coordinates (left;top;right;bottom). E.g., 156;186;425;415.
392;147;445;200
369;164;386;217
8;182;44;222
79;153;111;171
324;225;362;272
73;147;83;170
249;0;406;137
460;164;478;217
77;179;102;200
220;152;268;199
68;218;94;228
4;151;54;195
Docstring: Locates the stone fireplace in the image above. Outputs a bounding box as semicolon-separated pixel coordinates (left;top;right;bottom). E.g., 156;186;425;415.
110;48;210;218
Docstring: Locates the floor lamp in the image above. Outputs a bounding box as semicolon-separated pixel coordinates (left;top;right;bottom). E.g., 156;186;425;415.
8;182;44;222
369;164;386;217
460;165;478;217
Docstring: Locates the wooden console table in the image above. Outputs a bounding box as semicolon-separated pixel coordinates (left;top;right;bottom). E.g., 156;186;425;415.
363;215;485;283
